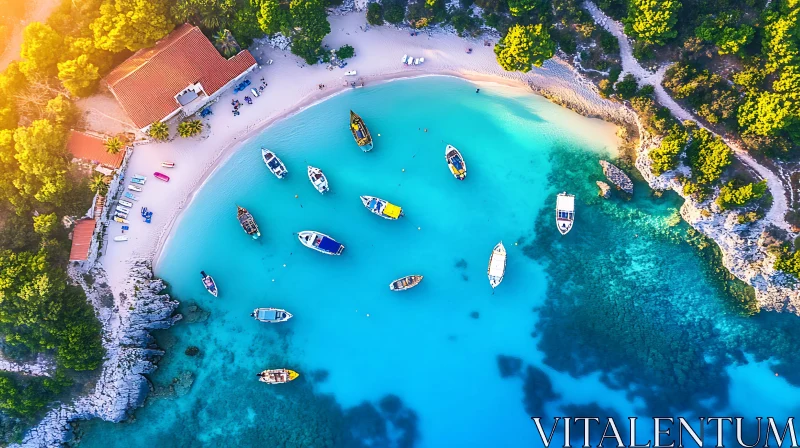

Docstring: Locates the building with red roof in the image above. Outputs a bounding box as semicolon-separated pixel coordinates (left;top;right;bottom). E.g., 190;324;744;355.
105;24;257;131
67;131;126;170
69;219;96;262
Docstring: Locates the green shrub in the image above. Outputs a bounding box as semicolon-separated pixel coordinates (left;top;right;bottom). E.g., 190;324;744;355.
650;125;688;175
367;3;384;25
716;180;767;210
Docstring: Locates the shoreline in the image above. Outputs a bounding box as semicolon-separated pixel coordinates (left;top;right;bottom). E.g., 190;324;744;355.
150;70;629;272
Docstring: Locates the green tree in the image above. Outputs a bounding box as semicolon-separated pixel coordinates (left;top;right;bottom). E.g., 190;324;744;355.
650;125;688;175
367;2;384;25
91;0;174;52
336;44;355;60
384;0;406;24
148;121;170;141
257;0;292;35
716;180;767;210
775;247;800;278
623;0;680;45
12;120;69;206
177;120;203;138
19;22;63;79
685;128;732;185
614;73;638;99
57;55;101;98
213;29;241;57
89;173;109;196
45;94;76;126
737;91;798;138
695;14;754;55
171;0;237;30
104;136;124;154
507;0;540;17
494;24;555;72
33;213;58;236
65;37;114;74
229;2;264;48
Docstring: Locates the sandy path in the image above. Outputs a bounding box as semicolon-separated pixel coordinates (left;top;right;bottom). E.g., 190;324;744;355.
584;1;791;231
98;12;630;291
0;0;62;71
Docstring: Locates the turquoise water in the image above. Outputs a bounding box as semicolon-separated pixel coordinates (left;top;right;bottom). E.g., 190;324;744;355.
77;77;800;447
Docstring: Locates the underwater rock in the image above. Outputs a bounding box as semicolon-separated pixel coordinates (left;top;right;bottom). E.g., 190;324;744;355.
184;346;200;357
522;366;560;416
182;303;210;323
455;259;468;269
599;160;633;194
497;355;523;378
596;181;611;199
470;311;480;319
172;371;195;397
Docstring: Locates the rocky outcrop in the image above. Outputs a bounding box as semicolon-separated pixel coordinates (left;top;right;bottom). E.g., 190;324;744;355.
599;160;633;194
16;260;180;447
596;181;611;199
0;354;54;377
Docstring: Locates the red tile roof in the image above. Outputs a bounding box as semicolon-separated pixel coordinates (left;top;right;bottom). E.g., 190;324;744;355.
105;24;257;129
69;219;96;261
67;131;126;169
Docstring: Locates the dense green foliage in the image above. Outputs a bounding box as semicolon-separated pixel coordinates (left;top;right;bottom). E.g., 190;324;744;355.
177;120;204;137
336;44;355;60
716;180;767;210
256;0;331;64
148;122;170;141
623;0;681;45
650;125;688;175
494;24;555;71
775;246;800;278
683;127;733;195
367;2;384;25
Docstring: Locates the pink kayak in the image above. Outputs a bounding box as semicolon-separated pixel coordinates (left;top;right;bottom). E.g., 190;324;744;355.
154;172;170;182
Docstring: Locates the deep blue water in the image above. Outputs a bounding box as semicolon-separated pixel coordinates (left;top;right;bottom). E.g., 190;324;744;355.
76;77;800;447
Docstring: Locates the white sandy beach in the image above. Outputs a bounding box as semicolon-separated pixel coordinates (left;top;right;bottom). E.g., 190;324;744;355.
98;12;628;290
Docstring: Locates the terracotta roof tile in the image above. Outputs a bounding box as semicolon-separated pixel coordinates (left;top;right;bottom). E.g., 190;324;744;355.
69;219;96;261
67;131;125;169
105;24;257;129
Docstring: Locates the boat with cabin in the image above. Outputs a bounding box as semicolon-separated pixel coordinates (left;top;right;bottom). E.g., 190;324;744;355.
261;148;288;179
127;184;142;192
389;275;423;291
555;192;575;235
258;369;299;384
360;196;403;220
297;231;345;255
200;271;218;297
307;166;329;194
251;308;293;323
161;161;175;168
445;145;467;180
349;110;373;152
237;206;261;239
487;241;507;289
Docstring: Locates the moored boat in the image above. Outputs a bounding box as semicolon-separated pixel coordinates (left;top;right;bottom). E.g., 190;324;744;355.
115;211;128;219
297;231;344;255
124;191;138;201
154;172;170;182
116;205;130;214
161;161;175;168
555;192;575;235
360;195;403;220
389;275;423;291
131;177;145;185
119;199;133;208
349;110;373;152
258;369;299;384
487;241;507;289
237;206;261;239
261;148;288;179
113;236;128;242
127;184;142;192
307;166;329;194
113;216;129;224
251;308;293;323
201;271;218;297
445;145;467;180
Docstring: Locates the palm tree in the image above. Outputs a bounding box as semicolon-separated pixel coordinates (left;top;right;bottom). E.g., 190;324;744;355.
148;121;170;141
89;173;109;196
104;136;124;154
213;29;240;58
177;120;204;138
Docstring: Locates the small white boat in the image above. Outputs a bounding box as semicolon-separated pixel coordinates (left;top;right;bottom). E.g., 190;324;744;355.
116;205;131;214
119;199;134;208
361;195;403;220
556;192;575;235
113;236;128;242
445;145;467;180
258;369;299;384
161;161;175;168
307;166;329;194
128;184;143;192
297;230;345;255
261;148;288;179
487;241;507;289
132;174;146;180
345;70;357;76
251;308;293;323
389;275;423;291
402;54;408;64
201;271;218;297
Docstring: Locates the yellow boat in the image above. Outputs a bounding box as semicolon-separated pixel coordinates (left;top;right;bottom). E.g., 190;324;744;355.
349;110;373;152
360;195;403;220
258;369;299;384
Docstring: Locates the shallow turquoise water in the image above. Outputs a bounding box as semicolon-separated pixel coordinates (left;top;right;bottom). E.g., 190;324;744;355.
77;77;800;447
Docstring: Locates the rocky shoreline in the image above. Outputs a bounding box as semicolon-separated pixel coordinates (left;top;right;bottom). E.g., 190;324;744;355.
15;261;181;447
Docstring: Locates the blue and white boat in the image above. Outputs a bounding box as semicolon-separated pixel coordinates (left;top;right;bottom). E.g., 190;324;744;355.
261;148;288;179
360;195;403;220
201;271;218;297
251;308;293;323
131;177;146;185
124;191;138;201
297;230;344;255
307;166;329;194
445;145;467;180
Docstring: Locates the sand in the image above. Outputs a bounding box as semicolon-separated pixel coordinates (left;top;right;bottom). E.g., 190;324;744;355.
98;12;629;289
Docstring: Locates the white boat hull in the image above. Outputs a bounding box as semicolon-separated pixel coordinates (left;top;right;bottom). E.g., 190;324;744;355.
445;145;467;180
556;192;575;235
307;166;329;194
487;241;507;289
297;231;345;255
261;148;288;179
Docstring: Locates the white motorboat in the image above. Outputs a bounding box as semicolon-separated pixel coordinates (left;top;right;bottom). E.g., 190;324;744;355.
128;184;142;192
555;192;575;235
297;230;345;255
307;166;329;194
251;308;293;323
261;148;288;179
445;145;467;180
119;199;133;208
487;241;507;289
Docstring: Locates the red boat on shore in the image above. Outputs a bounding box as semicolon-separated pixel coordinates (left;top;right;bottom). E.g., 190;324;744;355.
154;172;170;182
